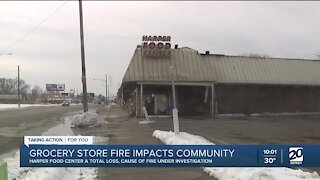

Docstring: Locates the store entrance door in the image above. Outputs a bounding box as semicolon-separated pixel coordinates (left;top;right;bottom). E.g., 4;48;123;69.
154;94;168;115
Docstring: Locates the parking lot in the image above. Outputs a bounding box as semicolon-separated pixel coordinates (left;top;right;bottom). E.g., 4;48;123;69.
150;114;320;145
89;105;320;179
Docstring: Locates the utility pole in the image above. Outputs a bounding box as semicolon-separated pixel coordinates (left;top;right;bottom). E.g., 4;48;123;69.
170;66;179;134
170;66;177;108
78;0;88;112
105;74;108;104
108;85;110;102
18;65;20;108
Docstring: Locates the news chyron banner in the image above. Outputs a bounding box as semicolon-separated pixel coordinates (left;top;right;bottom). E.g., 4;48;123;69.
21;136;320;168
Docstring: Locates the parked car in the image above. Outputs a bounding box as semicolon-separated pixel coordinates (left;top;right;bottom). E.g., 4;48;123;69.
62;100;70;107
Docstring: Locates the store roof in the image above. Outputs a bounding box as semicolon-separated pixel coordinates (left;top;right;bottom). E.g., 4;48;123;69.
123;46;320;86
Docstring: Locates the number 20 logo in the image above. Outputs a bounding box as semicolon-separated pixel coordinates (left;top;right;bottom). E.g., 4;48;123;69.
289;147;303;163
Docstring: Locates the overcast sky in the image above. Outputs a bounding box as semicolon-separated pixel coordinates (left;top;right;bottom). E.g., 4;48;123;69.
1;1;320;96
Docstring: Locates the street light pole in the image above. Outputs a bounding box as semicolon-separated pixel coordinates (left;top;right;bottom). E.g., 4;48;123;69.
105;74;108;104
78;0;88;112
1;53;16;106
93;76;108;104
170;66;179;134
18;65;20;108
170;66;177;109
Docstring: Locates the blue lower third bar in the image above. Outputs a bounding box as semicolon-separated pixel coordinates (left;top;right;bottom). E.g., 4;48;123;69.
20;145;320;167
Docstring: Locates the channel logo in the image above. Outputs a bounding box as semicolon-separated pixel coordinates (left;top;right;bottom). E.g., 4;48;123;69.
289;147;303;165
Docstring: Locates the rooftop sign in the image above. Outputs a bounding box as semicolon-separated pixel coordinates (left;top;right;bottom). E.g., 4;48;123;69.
142;35;171;58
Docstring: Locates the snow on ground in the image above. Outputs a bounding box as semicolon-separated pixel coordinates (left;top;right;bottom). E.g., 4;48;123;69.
203;167;319;180
3;114;109;180
5;151;98;180
153;130;212;145
71;111;108;128
4;150;98;180
139;120;155;124
94;136;109;144
153;130;320;180
0;104;58;110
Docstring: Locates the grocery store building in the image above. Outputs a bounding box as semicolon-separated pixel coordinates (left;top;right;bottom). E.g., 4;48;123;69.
119;43;320;117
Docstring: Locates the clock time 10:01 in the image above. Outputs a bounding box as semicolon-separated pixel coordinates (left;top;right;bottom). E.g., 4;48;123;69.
263;149;277;155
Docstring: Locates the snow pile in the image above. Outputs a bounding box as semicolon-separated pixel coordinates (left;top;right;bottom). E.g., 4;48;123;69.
2;115;108;180
5;149;98;180
203;167;319;180
22;168;97;180
152;130;320;180
153;130;212;145
139;120;155;124
71;111;107;128
4;136;106;180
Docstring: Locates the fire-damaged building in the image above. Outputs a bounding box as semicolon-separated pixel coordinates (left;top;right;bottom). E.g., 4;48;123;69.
119;37;320;117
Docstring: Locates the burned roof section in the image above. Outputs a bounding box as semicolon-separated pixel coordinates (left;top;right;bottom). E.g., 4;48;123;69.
123;46;320;86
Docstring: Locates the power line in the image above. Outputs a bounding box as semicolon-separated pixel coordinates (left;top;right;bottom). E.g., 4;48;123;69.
19;70;43;85
3;1;68;51
21;68;66;81
0;65;17;77
0;65;16;71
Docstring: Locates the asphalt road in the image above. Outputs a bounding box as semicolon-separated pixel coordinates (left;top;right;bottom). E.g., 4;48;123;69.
80;105;215;180
1;104;318;179
0;104;90;156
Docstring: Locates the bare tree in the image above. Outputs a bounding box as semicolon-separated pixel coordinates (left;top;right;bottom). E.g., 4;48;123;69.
40;91;48;103
31;85;41;101
20;80;30;101
0;77;31;102
0;78;18;94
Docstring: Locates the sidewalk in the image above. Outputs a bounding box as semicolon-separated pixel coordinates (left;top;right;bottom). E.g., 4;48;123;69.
96;104;214;180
